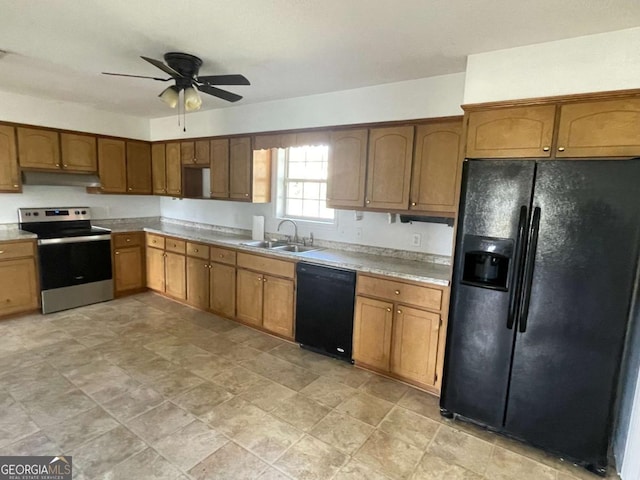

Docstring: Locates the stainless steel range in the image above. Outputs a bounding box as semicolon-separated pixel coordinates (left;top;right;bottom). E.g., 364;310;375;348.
18;207;113;314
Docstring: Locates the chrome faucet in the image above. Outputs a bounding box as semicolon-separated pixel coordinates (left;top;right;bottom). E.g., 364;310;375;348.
277;219;299;244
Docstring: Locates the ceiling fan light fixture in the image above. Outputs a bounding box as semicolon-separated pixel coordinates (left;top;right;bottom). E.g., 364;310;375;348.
159;85;179;108
184;86;202;111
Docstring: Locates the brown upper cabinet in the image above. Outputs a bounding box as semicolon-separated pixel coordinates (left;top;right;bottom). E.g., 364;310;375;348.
229;136;271;202
465;96;640;159
210;138;230;199
365;126;415;210
151;143;167;195
60;133;97;172
126;141;152;194
181;140;210;165
326;129;368;209
555;98;640;157
0;125;20;192
410;120;463;214
165;142;182;196
98;138;127;193
465;105;556;159
17;127;61;170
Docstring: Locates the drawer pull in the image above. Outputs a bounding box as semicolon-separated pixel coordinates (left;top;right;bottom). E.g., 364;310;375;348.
394;290;400;295
194;248;198;252
386;307;391;312
219;254;224;258
126;238;131;242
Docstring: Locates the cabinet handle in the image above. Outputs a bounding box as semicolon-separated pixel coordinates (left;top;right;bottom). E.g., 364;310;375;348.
115;251;120;255
0;251;4;254
55;163;60;167
63;164;68;168
263;278;267;282
366;199;371;204
194;248;198;253
397;309;402;314
126;238;131;242
257;275;262;280
411;202;416;206
193;158;197;163
128;187;133;191
245;193;249;197
558;147;565;152
204;263;208;268
542;146;550;152
13;184;19;188
394;290;400;295
219;254;224;258
386;307;391;312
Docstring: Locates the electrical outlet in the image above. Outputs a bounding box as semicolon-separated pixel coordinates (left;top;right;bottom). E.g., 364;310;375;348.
411;233;421;246
356;227;363;241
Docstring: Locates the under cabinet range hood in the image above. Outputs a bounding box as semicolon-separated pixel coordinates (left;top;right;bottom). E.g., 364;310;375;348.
21;171;102;188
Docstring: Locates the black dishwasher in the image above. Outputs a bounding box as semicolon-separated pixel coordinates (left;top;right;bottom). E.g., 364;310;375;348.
295;262;356;362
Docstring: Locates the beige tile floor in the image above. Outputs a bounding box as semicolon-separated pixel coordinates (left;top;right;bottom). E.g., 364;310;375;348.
0;292;620;480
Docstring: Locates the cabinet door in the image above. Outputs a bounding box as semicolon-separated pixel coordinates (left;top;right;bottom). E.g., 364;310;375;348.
151;143;167;194
17;127;60;170
165;142;182;196
210;262;236;318
113;246;144;293
410;121;462;213
236;268;263;326
466;105;556;158
0;125;20;192
229;137;252;200
556;98;640;157
146;247;165;292
194;140;210;165
126;141;152;194
366;126;414;210
390;305;441;386
327;129;367;208
0;258;38;316
165;251;186;300
186;256;210;309
181;141;195;165
60;133;97;172
262;275;294;338
353;296;393;371
210;138;229;198
98;138;127;193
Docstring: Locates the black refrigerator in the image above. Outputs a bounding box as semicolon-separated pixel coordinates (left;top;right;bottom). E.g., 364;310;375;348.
440;159;640;475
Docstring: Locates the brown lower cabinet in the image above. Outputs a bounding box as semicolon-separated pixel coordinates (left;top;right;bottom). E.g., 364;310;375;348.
209;247;236;318
186;242;210;309
145;234;186;301
0;240;39;317
112;232;145;296
353;273;449;394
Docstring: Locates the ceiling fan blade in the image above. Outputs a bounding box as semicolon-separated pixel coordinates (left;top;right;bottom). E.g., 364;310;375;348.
198;84;243;103
102;72;170;81
140;56;183;78
197;74;250;86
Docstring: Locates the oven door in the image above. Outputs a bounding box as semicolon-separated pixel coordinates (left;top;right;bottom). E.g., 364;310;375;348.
38;235;112;290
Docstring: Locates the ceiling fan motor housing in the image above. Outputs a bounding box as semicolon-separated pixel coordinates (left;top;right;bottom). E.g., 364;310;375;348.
164;52;202;89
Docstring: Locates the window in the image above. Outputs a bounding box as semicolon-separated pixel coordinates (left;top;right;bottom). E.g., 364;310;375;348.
281;145;334;222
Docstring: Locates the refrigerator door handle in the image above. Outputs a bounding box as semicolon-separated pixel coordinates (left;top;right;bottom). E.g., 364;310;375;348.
507;205;529;329
518;206;541;333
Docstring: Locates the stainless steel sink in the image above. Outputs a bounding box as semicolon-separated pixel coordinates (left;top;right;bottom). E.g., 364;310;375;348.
271;244;322;253
241;240;288;249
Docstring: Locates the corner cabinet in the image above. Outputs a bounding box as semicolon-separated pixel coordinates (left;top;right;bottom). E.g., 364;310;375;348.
365;126;415;210
0;240;39;317
0;125;20;192
353;273;449;395
236;252;295;339
112;232;145;296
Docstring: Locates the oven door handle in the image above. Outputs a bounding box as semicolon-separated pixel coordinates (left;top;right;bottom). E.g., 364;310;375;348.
38;234;111;245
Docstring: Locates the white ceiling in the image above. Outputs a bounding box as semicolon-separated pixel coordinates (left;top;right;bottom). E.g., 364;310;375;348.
1;0;639;118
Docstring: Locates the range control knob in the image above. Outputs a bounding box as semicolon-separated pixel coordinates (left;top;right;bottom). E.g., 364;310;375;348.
75;210;80;215
81;210;87;214
33;212;39;216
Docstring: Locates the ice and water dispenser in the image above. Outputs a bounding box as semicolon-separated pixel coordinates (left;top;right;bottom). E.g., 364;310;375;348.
460;235;513;291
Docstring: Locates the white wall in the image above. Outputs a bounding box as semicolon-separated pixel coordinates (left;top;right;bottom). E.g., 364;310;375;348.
0;90;149;139
0;186;159;224
464;27;640;104
149;73;466;140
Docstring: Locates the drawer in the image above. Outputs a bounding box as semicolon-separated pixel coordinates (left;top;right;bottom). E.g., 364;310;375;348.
237;252;295;279
146;233;165;249
0;241;35;260
210;246;237;265
165;238;186;254
186;242;209;259
113;232;143;248
357;274;442;311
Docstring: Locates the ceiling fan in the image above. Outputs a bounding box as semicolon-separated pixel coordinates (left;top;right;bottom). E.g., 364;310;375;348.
102;52;250;110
